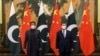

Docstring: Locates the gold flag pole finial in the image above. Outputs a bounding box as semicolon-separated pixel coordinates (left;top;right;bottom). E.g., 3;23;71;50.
56;0;59;3
85;0;87;2
84;0;89;5
26;0;28;4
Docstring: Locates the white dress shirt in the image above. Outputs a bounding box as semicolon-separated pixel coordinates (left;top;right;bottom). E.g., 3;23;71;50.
62;29;66;38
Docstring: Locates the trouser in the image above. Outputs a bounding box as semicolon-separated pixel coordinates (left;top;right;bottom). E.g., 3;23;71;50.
59;49;71;56
28;50;39;56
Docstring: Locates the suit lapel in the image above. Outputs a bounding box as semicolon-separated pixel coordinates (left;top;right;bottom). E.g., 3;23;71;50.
60;30;65;38
65;30;70;38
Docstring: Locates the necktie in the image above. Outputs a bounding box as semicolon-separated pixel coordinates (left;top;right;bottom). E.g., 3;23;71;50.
62;30;66;38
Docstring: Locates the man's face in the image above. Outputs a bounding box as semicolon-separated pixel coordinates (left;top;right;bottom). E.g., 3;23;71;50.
61;23;67;30
30;23;36;29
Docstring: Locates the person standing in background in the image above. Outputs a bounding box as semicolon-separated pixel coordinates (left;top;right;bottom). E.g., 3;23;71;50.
56;23;74;56
24;21;42;56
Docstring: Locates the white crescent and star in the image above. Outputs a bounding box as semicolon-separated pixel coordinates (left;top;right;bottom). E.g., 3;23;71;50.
7;25;19;43
67;24;77;32
67;24;78;43
37;25;48;43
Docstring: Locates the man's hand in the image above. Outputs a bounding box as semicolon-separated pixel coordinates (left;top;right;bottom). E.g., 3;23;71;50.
24;49;26;51
39;48;42;51
57;49;59;52
71;48;74;51
56;49;59;56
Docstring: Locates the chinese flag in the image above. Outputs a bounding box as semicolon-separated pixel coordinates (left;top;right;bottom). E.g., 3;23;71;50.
49;3;61;56
79;3;95;56
20;2;31;54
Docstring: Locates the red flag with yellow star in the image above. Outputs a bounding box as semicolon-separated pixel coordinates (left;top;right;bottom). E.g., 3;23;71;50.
49;3;61;56
20;2;31;54
79;3;95;56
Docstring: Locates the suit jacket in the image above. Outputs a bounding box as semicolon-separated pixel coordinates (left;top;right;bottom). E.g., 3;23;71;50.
56;30;74;52
24;29;42;53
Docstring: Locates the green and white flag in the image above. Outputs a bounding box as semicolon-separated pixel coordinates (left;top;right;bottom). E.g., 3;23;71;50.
37;1;49;56
66;0;80;54
7;2;21;56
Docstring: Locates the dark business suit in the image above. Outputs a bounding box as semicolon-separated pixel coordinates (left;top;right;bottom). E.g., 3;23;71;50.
24;29;41;56
56;30;74;56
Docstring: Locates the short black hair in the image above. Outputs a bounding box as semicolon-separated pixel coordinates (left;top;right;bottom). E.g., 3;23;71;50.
61;22;67;25
30;21;36;25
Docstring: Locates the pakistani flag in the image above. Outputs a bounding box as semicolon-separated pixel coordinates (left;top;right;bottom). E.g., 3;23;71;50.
66;0;80;54
37;1;49;56
7;2;21;56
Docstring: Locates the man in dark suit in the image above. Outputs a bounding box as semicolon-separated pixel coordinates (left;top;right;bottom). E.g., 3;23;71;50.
24;21;42;56
56;23;74;56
